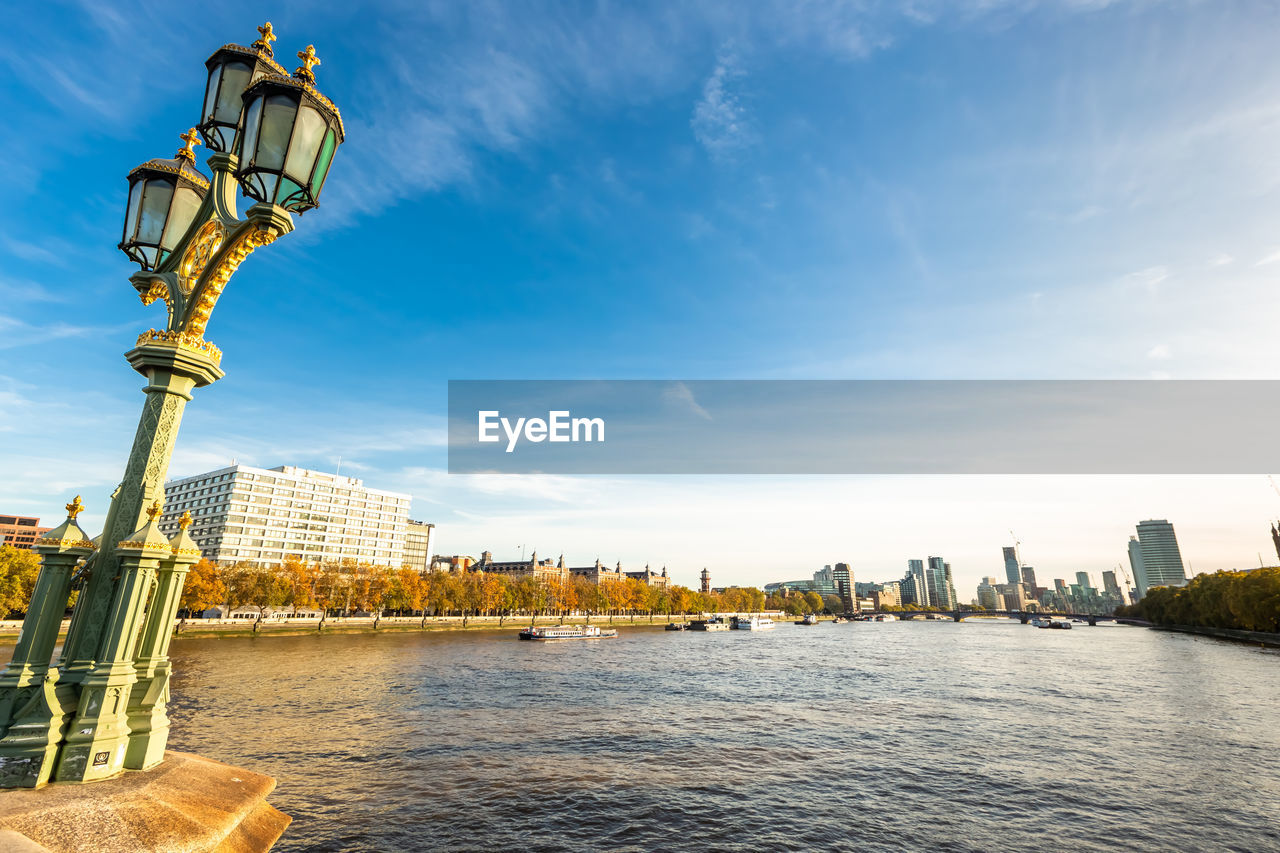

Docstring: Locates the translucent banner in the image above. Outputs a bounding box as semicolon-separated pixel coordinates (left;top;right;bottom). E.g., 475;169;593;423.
447;380;1280;474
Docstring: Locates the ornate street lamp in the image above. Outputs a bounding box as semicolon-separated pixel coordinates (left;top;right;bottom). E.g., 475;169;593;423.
235;44;344;212
196;23;287;152
118;130;209;271
0;22;344;789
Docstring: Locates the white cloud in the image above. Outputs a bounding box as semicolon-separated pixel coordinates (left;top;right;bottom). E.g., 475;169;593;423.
691;46;753;159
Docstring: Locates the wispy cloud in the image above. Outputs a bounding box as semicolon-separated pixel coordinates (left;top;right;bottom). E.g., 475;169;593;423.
662;382;714;421
691;45;753;159
1120;265;1169;294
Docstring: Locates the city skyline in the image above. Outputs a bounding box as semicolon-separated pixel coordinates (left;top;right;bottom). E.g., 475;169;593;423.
7;2;1280;594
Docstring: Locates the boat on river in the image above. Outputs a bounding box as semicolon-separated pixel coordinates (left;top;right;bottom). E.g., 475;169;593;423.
733;615;776;631
665;622;688;631
794;613;820;626
519;624;618;641
689;617;730;631
874;613;897;622
831;616;848;624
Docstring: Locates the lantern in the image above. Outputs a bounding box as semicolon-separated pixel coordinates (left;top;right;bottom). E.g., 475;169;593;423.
234;45;344;213
119;130;209;271
196;23;286;152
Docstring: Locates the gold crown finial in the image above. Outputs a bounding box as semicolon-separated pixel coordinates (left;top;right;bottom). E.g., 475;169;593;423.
65;495;84;520
176;128;201;162
146;499;163;522
294;45;320;83
178;511;193;531
253;22;276;57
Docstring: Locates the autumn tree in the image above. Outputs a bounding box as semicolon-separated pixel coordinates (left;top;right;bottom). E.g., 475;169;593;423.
179;558;226;615
0;545;42;618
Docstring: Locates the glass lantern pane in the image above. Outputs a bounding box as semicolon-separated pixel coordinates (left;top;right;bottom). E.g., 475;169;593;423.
312;130;337;195
137;179;174;245
240;95;264;165
259;173;280;203
161;186;203;251
215;61;252;124
257;94;298;171
284;106;325;184
124;180;143;242
211;125;235;152
202;66;222;125
278;177;305;208
140;246;158;268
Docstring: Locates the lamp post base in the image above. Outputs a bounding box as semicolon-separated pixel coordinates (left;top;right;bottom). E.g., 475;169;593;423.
0;750;290;852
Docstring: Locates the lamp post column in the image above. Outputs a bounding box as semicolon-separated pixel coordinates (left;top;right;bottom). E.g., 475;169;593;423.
124;516;200;770
53;345;221;784
56;345;222;688
53;506;169;784
0;506;93;788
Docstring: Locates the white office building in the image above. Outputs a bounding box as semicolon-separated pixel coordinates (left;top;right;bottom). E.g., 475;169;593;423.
157;464;412;567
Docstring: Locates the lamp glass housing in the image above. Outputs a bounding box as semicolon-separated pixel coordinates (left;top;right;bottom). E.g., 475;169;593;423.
234;75;343;213
119;159;209;271
198;45;282;153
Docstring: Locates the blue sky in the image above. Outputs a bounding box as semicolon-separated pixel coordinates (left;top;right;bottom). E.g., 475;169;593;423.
5;1;1280;594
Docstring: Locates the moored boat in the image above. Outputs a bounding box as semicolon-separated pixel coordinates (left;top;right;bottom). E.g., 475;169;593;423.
665;622;688;631
794;613;820;626
831;616;848;624
519;624;618;641
689;617;730;631
733;615;777;631
874;613;897;622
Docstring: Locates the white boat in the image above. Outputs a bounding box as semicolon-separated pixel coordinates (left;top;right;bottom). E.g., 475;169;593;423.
874;613;897;622
732;615;776;631
519;624;617;641
794;613;820;626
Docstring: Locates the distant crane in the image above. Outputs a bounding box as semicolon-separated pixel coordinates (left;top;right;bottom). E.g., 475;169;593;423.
1009;530;1023;571
1116;561;1135;600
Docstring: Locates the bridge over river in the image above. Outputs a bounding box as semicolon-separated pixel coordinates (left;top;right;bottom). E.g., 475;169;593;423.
874;610;1116;626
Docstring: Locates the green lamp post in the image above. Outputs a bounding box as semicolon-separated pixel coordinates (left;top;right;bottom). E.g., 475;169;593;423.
0;22;344;788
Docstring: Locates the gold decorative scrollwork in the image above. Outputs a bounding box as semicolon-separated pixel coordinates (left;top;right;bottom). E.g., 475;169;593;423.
135;329;223;363
179;220;227;295
184;224;277;337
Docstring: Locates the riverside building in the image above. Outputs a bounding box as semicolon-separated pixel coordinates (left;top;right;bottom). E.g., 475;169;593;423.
0;514;50;550
157;464;412;567
403;520;436;572
1128;519;1188;599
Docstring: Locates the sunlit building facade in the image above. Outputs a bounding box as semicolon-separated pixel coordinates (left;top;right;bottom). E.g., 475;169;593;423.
158;464;411;566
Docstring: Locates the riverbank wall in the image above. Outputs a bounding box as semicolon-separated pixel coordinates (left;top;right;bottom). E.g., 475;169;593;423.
1150;623;1280;648
0;613;794;644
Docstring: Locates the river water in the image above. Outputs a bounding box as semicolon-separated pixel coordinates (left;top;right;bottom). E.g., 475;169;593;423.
162;620;1280;852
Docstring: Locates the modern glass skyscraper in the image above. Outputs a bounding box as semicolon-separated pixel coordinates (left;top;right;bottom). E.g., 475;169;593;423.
903;559;930;606
1075;571;1093;592
927;556;957;610
1130;519;1188;599
1002;546;1021;585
